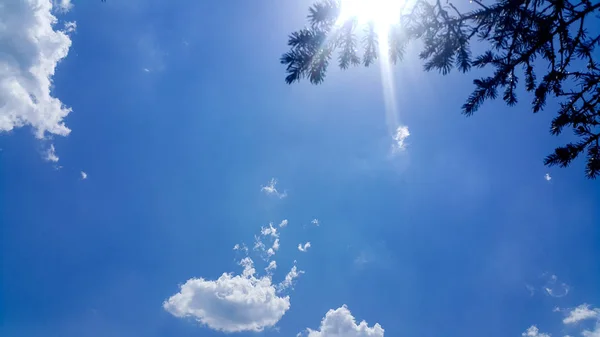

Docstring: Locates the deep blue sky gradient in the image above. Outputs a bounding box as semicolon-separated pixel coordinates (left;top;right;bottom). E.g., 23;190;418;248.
1;1;599;337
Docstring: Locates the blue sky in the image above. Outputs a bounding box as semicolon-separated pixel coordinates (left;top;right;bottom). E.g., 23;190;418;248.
1;1;599;337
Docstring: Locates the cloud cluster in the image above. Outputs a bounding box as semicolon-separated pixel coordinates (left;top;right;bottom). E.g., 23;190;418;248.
167;214;305;333
526;304;600;337
302;305;384;337
1;0;74;139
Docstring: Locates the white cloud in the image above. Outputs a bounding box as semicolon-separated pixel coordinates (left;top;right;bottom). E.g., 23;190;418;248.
63;21;76;34
261;178;287;198
53;0;73;13
233;243;249;254
278;265;303;291
45;144;59;162
392;125;410;152
164;257;291;333
272;238;280;251
298;242;311;252
279;219;289;228
583;324;600;337
80;171;87;180
544;274;569;298
261;223;279;238
526;284;536;296
253;236;266;251
301;305;384;337
563;304;600;324
265;261;277;272
545;173;552;181
311;219;320;226
1;0;73;139
522;326;550;337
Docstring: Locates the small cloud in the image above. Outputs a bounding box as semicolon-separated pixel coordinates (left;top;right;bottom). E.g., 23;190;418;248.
53;0;73;13
279;219;288;228
392;125;410;152
522;326;550;337
253;236;266;252
143;68;151;73
233;243;249;254
261;223;279;238
299;305;384;337
63;21;77;34
583;324;600;337
45;144;59;162
278;265;303;292
298;242;311;252
265;260;277;272
545;284;569;298
543;273;569;298
311;219;319;226
544;173;552;181
563;304;599;324
526;284;536;296
80;171;88;180
261;178;287;199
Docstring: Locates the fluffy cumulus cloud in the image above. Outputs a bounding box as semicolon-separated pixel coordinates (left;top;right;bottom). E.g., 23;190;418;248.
522;326;550;337
302;305;384;337
164;257;291;332
392;125;410;152
563;304;600;324
1;0;74;139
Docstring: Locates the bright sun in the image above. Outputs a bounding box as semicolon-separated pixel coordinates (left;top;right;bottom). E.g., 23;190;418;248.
337;0;404;28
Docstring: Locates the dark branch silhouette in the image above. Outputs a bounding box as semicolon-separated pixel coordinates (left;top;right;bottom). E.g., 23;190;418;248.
282;0;600;179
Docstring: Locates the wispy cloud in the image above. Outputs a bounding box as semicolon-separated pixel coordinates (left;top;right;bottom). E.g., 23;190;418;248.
279;219;288;228
80;171;88;180
544;173;552;181
563;304;600;324
233;243;249;254
311;219;320;226
45;144;59;163
298;242;311;252
300;305;384;337
261;178;287;199
544;274;570;298
278;265;303;292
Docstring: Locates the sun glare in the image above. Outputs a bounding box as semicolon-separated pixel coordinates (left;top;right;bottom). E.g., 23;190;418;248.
337;0;404;28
